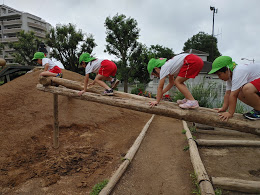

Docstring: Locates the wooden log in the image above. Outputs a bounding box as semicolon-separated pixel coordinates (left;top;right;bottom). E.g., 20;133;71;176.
183;121;215;195
196;139;260;147
99;115;155;195
212;177;260;194
53;94;59;148
36;84;260;136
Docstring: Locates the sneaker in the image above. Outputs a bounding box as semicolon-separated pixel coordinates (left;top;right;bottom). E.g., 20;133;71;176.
177;98;187;105
103;89;114;96
110;78;120;89
243;109;260;120
56;73;63;78
179;100;199;109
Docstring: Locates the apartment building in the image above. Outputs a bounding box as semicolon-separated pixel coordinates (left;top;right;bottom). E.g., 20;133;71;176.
0;4;51;64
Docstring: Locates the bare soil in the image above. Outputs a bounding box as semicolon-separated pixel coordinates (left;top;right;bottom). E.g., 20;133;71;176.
0;69;259;194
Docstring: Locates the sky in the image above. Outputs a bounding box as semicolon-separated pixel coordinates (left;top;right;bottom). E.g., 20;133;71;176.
3;0;260;64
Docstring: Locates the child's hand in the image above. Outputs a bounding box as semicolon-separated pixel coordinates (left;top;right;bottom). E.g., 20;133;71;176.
219;112;232;121
149;101;158;108
214;108;226;113
78;90;85;96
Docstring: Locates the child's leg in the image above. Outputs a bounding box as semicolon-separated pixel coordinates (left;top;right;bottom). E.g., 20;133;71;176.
239;83;260;110
40;71;58;77
95;74;111;90
175;76;195;100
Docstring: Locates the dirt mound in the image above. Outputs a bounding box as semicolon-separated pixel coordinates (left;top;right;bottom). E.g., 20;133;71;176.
0;69;151;194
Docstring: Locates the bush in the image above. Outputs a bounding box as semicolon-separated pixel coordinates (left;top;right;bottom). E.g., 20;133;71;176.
131;84;146;95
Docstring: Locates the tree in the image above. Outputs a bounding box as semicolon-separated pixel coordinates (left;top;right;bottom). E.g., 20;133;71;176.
9;30;41;65
183;32;221;62
148;44;175;59
104;14;140;92
45;23;97;73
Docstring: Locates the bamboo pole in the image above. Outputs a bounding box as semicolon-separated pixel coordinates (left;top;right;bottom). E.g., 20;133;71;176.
212;177;260;194
183;121;215;195
36;84;260;136
53;94;59;148
196;139;260;147
99;115;155;195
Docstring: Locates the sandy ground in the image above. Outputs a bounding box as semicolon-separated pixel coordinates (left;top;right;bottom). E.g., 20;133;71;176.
0;69;260;194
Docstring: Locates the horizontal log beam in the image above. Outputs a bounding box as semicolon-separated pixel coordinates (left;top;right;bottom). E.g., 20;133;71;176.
212;177;260;194
196;139;260;147
36;84;260;136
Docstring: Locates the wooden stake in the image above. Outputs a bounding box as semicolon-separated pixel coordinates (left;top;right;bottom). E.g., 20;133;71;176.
53;94;59;148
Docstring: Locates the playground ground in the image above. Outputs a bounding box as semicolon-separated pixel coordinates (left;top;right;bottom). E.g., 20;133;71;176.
0;69;259;194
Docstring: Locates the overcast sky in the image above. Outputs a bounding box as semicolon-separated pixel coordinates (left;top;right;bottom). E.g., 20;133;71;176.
4;0;260;64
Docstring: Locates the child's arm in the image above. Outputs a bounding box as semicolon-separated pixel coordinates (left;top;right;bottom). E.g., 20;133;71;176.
162;75;174;94
216;90;230;112
44;63;49;71
78;73;89;96
149;77;166;107
219;89;240;121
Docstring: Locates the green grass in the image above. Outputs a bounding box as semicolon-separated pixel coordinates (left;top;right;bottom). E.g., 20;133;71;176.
90;179;109;195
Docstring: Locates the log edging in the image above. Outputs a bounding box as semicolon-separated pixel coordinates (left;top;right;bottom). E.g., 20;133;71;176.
99;114;155;195
183;121;215;195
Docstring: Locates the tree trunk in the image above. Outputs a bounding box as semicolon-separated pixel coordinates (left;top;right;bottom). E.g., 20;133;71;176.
36;83;260;136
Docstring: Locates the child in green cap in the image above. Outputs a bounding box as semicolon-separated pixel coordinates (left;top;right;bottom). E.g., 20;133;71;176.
209;56;260;121
78;53;119;96
32;52;63;78
148;53;204;109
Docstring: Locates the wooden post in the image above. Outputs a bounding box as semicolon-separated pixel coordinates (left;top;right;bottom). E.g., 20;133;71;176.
53;94;59;148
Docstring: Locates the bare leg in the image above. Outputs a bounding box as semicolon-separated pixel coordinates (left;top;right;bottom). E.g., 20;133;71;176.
175;76;194;100
239;83;260;110
40;71;58;77
95;74;111;90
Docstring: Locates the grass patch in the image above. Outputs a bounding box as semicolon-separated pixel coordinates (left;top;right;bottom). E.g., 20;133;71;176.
182;129;187;134
183;145;189;151
90;179;109;195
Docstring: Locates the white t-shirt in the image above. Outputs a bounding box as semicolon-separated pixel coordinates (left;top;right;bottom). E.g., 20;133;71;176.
53;60;65;69
85;59;104;74
42;58;57;71
226;63;260;91
160;53;189;79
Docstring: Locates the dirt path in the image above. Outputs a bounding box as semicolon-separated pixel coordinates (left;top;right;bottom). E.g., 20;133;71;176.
112;115;194;195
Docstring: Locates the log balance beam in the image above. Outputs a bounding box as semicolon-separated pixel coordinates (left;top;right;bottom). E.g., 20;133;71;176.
37;77;260;136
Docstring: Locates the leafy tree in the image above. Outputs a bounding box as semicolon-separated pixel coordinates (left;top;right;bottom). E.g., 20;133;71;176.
45;23;97;73
104;14;140;92
9;30;41;65
148;44;175;59
183;31;221;62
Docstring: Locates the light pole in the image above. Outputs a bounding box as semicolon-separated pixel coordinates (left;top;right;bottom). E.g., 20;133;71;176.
210;6;218;36
210;6;218;61
241;58;255;63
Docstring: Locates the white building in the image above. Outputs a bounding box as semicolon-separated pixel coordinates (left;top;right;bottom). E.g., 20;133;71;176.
0;4;51;64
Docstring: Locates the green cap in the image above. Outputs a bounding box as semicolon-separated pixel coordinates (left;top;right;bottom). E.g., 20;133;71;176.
147;58;167;74
79;53;96;64
208;56;237;74
32;52;45;61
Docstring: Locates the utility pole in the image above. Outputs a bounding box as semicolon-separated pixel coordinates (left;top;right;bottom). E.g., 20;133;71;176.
210;6;218;61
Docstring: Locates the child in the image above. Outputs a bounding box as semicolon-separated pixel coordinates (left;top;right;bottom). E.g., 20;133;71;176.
208;56;260;121
78;53;119;96
32;52;63;78
148;53;204;109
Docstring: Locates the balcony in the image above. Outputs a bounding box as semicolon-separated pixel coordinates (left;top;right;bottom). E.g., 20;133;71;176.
2;28;22;34
34;32;46;38
0;12;21;19
0;37;18;43
28;22;47;31
2;19;22;26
